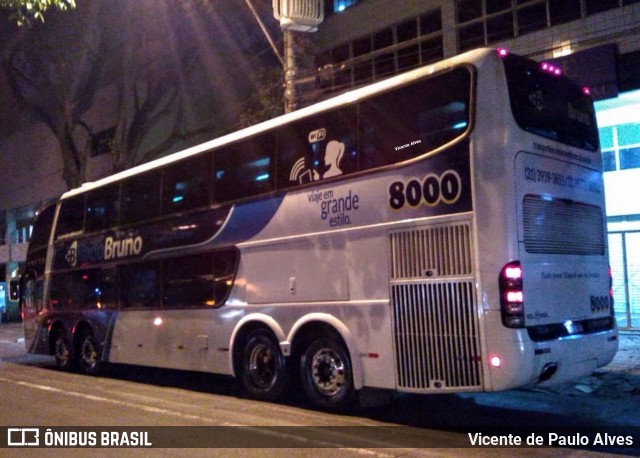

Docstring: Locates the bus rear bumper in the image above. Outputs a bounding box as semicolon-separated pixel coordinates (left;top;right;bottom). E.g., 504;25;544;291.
487;324;618;391
533;330;618;387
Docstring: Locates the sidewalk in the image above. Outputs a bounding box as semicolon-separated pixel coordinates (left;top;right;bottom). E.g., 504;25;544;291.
606;331;640;374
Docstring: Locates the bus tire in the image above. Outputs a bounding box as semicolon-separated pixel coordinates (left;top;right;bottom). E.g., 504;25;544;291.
77;329;102;375
300;336;355;410
52;328;73;371
240;329;289;402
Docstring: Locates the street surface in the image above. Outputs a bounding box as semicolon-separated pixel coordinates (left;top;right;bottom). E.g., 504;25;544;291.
1;322;640;457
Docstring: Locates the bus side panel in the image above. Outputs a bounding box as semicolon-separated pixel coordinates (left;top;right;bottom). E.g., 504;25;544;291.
107;309;232;373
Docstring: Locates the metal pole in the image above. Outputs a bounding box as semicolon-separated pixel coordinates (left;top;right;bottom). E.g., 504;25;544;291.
283;29;299;113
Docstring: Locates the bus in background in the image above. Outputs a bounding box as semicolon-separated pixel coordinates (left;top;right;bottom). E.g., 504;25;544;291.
21;48;617;410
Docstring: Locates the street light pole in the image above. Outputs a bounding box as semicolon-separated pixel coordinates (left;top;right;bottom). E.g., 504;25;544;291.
273;0;323;113
283;29;298;113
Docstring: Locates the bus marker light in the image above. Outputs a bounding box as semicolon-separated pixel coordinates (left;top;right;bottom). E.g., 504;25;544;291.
490;356;502;368
153;317;163;326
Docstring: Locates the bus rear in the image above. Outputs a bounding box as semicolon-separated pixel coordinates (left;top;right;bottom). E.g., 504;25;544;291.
478;51;617;390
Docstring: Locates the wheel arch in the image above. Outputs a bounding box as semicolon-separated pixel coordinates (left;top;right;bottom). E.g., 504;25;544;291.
228;313;286;377
288;313;364;390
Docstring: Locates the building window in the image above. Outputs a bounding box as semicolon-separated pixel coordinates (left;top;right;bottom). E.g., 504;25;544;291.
584;0;619;15
318;9;443;93
600;123;640;172
517;3;547;36
456;0;636;53
457;0;522;52
325;0;358;15
548;0;581;26
457;0;482;23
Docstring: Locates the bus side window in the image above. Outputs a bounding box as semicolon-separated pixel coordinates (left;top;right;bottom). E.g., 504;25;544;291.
119;262;160;309
55;195;85;239
163;253;215;308
161;155;211;216
86;185;120;233
277;107;358;188
79;268;117;310
359;68;471;170
30;204;56;249
50;273;72;309
161;250;238;308
120;171;161;225
49;270;116;310
213;133;275;203
213;249;239;305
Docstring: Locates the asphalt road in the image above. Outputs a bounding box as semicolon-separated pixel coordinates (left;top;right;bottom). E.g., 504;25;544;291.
1;322;639;457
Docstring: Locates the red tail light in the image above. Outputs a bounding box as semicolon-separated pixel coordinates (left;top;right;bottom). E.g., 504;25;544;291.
499;261;524;328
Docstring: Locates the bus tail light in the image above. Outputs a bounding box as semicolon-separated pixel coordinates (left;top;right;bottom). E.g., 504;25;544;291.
499;261;524;328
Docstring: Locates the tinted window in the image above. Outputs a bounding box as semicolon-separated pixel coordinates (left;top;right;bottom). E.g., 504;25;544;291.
55;195;85;239
214;133;275;202
86;185;119;232
121;172;161;225
278;106;358;188
50;269;116;310
212;250;239;305
503;54;599;151
29;204;56;249
162;155;211;215
119;262;160;308
163;251;238;308
163;253;215;308
359;67;471;170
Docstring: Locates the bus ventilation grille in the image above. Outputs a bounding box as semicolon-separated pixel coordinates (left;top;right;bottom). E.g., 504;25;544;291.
523;195;605;255
392;281;482;391
389;223;472;279
389;222;480;391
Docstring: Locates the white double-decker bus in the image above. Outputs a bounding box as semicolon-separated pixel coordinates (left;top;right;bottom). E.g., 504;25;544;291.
21;48;617;410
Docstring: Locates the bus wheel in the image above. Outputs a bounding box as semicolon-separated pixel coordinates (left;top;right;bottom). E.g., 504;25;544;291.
53;329;73;371
240;329;289;402
300;337;355;410
78;329;101;375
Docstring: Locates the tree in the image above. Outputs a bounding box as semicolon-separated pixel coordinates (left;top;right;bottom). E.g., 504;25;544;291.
1;0;279;189
0;0;75;26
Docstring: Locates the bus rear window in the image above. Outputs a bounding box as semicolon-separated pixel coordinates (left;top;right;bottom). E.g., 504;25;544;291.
503;54;599;152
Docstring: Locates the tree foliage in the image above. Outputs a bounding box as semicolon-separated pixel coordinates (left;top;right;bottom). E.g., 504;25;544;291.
0;0;75;26
1;0;279;190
